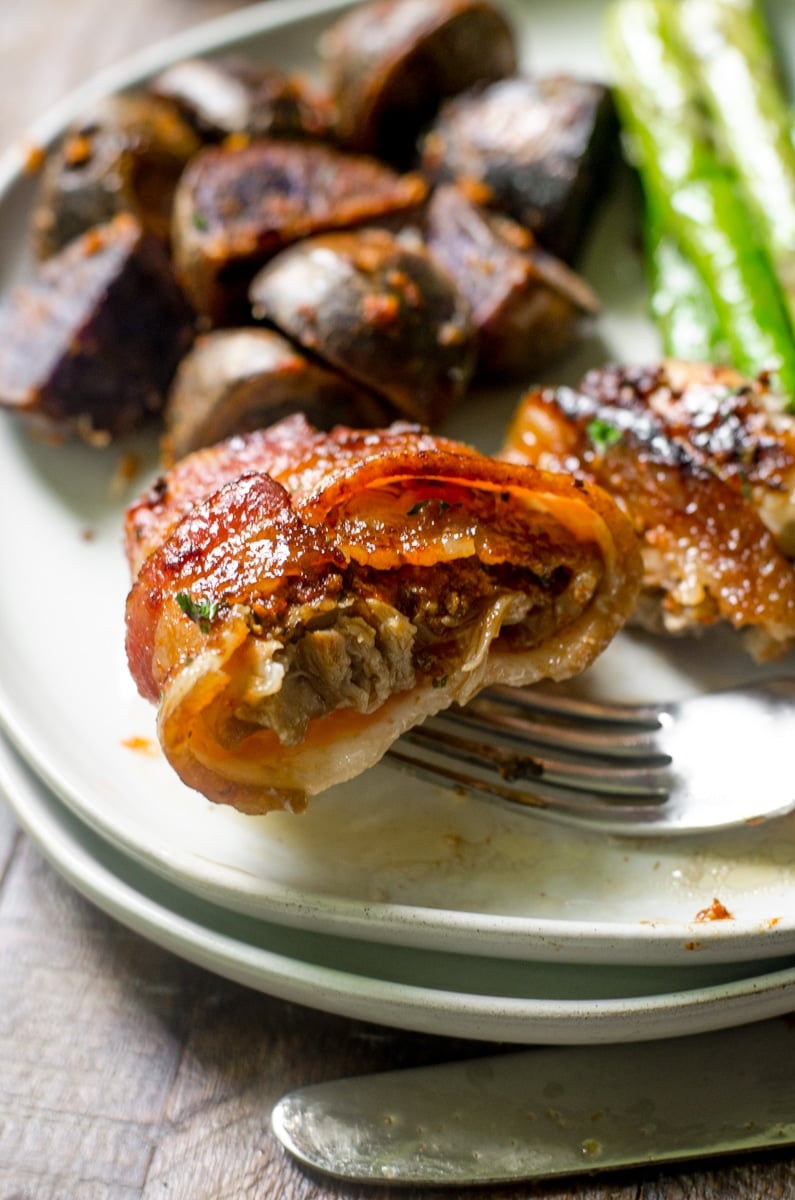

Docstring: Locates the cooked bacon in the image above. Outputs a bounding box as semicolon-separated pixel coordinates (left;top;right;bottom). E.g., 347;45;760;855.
125;415;641;813
127;415;460;574
503;360;795;660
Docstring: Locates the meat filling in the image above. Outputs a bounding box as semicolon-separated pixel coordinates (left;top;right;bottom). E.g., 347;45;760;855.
220;555;594;748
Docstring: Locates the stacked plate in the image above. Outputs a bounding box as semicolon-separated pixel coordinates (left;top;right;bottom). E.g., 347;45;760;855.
2;0;795;1047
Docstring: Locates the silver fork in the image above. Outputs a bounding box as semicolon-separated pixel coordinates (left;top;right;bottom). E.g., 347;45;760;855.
387;678;795;835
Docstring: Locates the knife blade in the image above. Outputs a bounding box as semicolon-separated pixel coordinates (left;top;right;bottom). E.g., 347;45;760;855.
271;1016;795;1185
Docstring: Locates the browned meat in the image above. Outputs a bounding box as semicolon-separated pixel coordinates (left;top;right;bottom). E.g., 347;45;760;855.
171;138;427;322
124;414;641;813
32;93;201;259
421;75;617;261
249;227;476;425
425;184;599;377
150;56;333;143
503;360;795;660
163;327;386;463
0;214;194;444
320;0;517;164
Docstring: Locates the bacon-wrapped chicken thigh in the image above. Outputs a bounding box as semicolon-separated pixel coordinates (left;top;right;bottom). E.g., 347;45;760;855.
503;360;795;660
125;416;641;814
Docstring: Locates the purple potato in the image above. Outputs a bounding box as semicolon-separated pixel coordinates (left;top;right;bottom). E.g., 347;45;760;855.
171;138;427;323
320;0;516;164
249;227;476;425
163;327;387;462
421;75;617;261
32;93;201;259
150;56;333;143
425;184;599;376
0;214;194;444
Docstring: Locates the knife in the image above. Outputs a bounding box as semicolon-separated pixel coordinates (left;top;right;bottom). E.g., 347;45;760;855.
271;1016;795;1186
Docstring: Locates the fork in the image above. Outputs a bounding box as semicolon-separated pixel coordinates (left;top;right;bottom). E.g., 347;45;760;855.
387;678;795;835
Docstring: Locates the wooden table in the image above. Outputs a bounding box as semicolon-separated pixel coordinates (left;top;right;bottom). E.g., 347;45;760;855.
2;1;795;1196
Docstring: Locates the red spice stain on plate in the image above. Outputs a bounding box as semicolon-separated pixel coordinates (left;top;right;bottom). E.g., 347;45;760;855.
694;897;734;923
121;735;158;756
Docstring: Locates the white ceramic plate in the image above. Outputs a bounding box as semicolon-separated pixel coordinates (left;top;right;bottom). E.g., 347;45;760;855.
1;0;795;969
6;728;795;1046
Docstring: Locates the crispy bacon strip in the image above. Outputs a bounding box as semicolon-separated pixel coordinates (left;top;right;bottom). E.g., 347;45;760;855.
125;416;641;813
503;360;795;660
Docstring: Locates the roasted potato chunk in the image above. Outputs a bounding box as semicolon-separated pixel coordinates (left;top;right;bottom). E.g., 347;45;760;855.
249;227;476;425
32;93;201;258
0;214;194;443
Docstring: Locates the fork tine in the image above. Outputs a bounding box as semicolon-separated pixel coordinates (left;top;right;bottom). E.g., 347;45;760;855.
483;684;663;727
386;744;665;828
387;677;795;834
403;722;671;796
440;701;664;761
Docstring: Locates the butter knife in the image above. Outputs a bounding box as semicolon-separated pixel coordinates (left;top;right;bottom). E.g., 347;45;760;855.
272;1016;795;1185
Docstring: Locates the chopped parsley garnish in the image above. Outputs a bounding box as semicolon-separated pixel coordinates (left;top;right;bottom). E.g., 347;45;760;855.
738;468;753;500
432;675;448;688
176;592;221;634
192;211;209;231
586;417;622;454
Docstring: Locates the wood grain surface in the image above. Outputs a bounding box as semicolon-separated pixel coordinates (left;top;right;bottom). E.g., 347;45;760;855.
2;1;795;1196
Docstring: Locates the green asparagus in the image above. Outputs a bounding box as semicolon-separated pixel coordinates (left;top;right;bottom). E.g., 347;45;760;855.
674;0;795;329
605;0;795;400
644;196;726;362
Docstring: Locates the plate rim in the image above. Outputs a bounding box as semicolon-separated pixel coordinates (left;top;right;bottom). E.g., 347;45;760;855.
5;728;795;1046
1;0;795;972
3;668;795;969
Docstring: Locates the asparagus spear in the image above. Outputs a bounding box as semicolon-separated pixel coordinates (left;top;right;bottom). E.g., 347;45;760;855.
674;0;795;330
644;197;726;362
605;0;795;399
